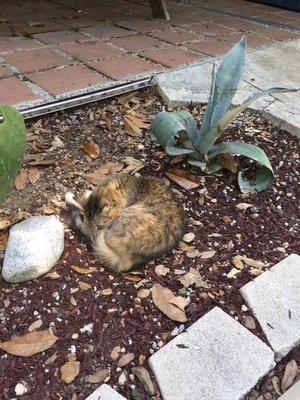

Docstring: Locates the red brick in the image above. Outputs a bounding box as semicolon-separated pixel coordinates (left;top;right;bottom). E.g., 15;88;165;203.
189;22;237;37
216;18;264;32
81;25;135;39
164;14;203;27
33;30;89;45
186;39;236;56
117;20;169;33
58;41;123;62
0;76;40;105
0;65;10;79
224;33;273;48
27;65;107;96
250;27;300;41
149;29;203;45
109;35;164;52
141;47;204;68
88;55;162;80
11;20;66;35
3;47;70;73
0;36;44;54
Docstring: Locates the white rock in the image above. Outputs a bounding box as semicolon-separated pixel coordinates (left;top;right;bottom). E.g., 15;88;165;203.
85;384;126;400
118;371;127;386
2;216;64;283
15;382;28;396
80;323;94;334
182;232;195;243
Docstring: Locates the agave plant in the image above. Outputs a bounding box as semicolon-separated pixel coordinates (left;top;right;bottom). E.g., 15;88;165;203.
0;104;26;203
151;36;297;192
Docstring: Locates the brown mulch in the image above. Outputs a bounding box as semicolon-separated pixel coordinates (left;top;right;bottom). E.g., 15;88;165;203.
0;88;299;400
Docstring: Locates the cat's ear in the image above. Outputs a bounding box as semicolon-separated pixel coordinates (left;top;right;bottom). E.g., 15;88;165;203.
65;192;84;213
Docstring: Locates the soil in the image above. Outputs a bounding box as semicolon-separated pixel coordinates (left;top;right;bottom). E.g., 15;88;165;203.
0;88;299;400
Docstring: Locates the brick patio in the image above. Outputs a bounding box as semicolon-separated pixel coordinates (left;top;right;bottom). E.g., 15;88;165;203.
0;0;299;109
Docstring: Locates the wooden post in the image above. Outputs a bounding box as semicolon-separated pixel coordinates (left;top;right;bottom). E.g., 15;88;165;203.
148;0;170;20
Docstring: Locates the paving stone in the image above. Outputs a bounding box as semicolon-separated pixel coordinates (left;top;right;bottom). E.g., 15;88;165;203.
0;77;40;105
240;254;300;360
254;27;300;41
85;384;126;400
154;40;300;137
149;29;203;45
278;380;300;400
33;30;89;45
2;47;70;73
109;34;164;52
149;306;275;400
188;22;237;37
58;41;123;62
81;25;135;40
117;20;169;33
141;47;203;68
88;55;161;80
27;65;107;96
0;36;44;53
187;38;238;56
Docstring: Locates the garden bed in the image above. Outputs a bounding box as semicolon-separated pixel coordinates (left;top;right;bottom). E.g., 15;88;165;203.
0;88;299;400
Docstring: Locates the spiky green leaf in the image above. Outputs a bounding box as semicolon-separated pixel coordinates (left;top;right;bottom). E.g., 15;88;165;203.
208;141;274;192
0;104;26;203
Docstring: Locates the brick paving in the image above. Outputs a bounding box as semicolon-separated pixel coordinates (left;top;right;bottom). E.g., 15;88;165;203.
0;0;299;108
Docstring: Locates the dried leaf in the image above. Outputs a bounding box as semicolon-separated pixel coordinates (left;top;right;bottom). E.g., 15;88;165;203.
154;264;170;276
0;230;8;252
83;141;100;159
110;346;122;361
243;316;256;330
28;319;43;332
44;351;58;365
85;368;109;384
178;268;210;289
232;255;244;269
166;170;199;190
124;109;150;137
28;167;40;185
14;169;28;190
131;366;155;396
28;158;57;166
199;250;216;259
281;359;298;392
60;360;80;384
117;352;135;367
70;265;96;275
122;272;142;283
78;281;92;290
236;203;253;210
241;256;264;268
86;162;123;185
227;268;241;279
0;331;58;356
123;157;145;174
151;283;188;323
217;153;238;173
27;20;44;27
272;377;282;396
101;288;112;296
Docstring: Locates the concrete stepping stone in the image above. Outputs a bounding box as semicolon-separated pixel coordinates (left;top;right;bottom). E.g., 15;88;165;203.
240;254;300;360
278;380;300;400
85;384;126;399
149;306;275;400
154;40;300;137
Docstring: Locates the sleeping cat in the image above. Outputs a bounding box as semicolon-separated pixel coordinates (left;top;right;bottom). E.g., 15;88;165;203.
65;173;185;272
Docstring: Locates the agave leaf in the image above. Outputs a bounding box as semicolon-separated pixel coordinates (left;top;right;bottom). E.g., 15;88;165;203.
0;104;26;203
187;159;207;171
165;145;194;156
199;87;298;155
197;36;246;150
208;141;274;192
151;110;198;153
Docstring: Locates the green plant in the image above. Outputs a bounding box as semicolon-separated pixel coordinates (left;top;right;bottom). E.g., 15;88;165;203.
0;104;26;203
151;36;297;192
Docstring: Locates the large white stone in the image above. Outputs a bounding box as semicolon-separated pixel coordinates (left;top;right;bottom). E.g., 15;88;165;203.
278;380;300;400
2;216;64;283
149;307;275;400
240;254;300;360
85;384;126;400
154;40;300;137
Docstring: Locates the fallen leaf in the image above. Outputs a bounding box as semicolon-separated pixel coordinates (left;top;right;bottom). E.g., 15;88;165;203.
28;168;40;185
123;157;145;174
241;256;264;268
232;255;244;269
272;377;282;396
236;203;253;210
122;272;142;283
14;169;28;190
70;296;77;306
0;230;8;253
0;219;11;230
78;281;92;290
124;109;150;137
60;360;80;384
110;346;122;360
44;351;58;365
217;154;238;173
51;135;64;148
154;264;170;276
137;289;150;299
0;331;58;356
199;250;216;259
117;352;135;367
227;268;241;279
86;162;123;185
131;366;155;396
28;158;57;166
166;170;199;190
27;20;44;27
178;268;211;289
243;316;256;330
182;232;195;243
151;284;188;323
83;141;100;159
85;368;109;384
281;359;298;392
101;288;112;296
70;265;96;274
28;320;43;332
4;298;10;308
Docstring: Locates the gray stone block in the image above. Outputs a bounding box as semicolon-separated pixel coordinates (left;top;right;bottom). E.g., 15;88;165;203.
85;384;126;400
149;306;275;400
278;380;300;400
240;254;300;361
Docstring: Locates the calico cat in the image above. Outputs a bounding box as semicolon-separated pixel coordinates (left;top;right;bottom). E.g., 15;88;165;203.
65;173;185;272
